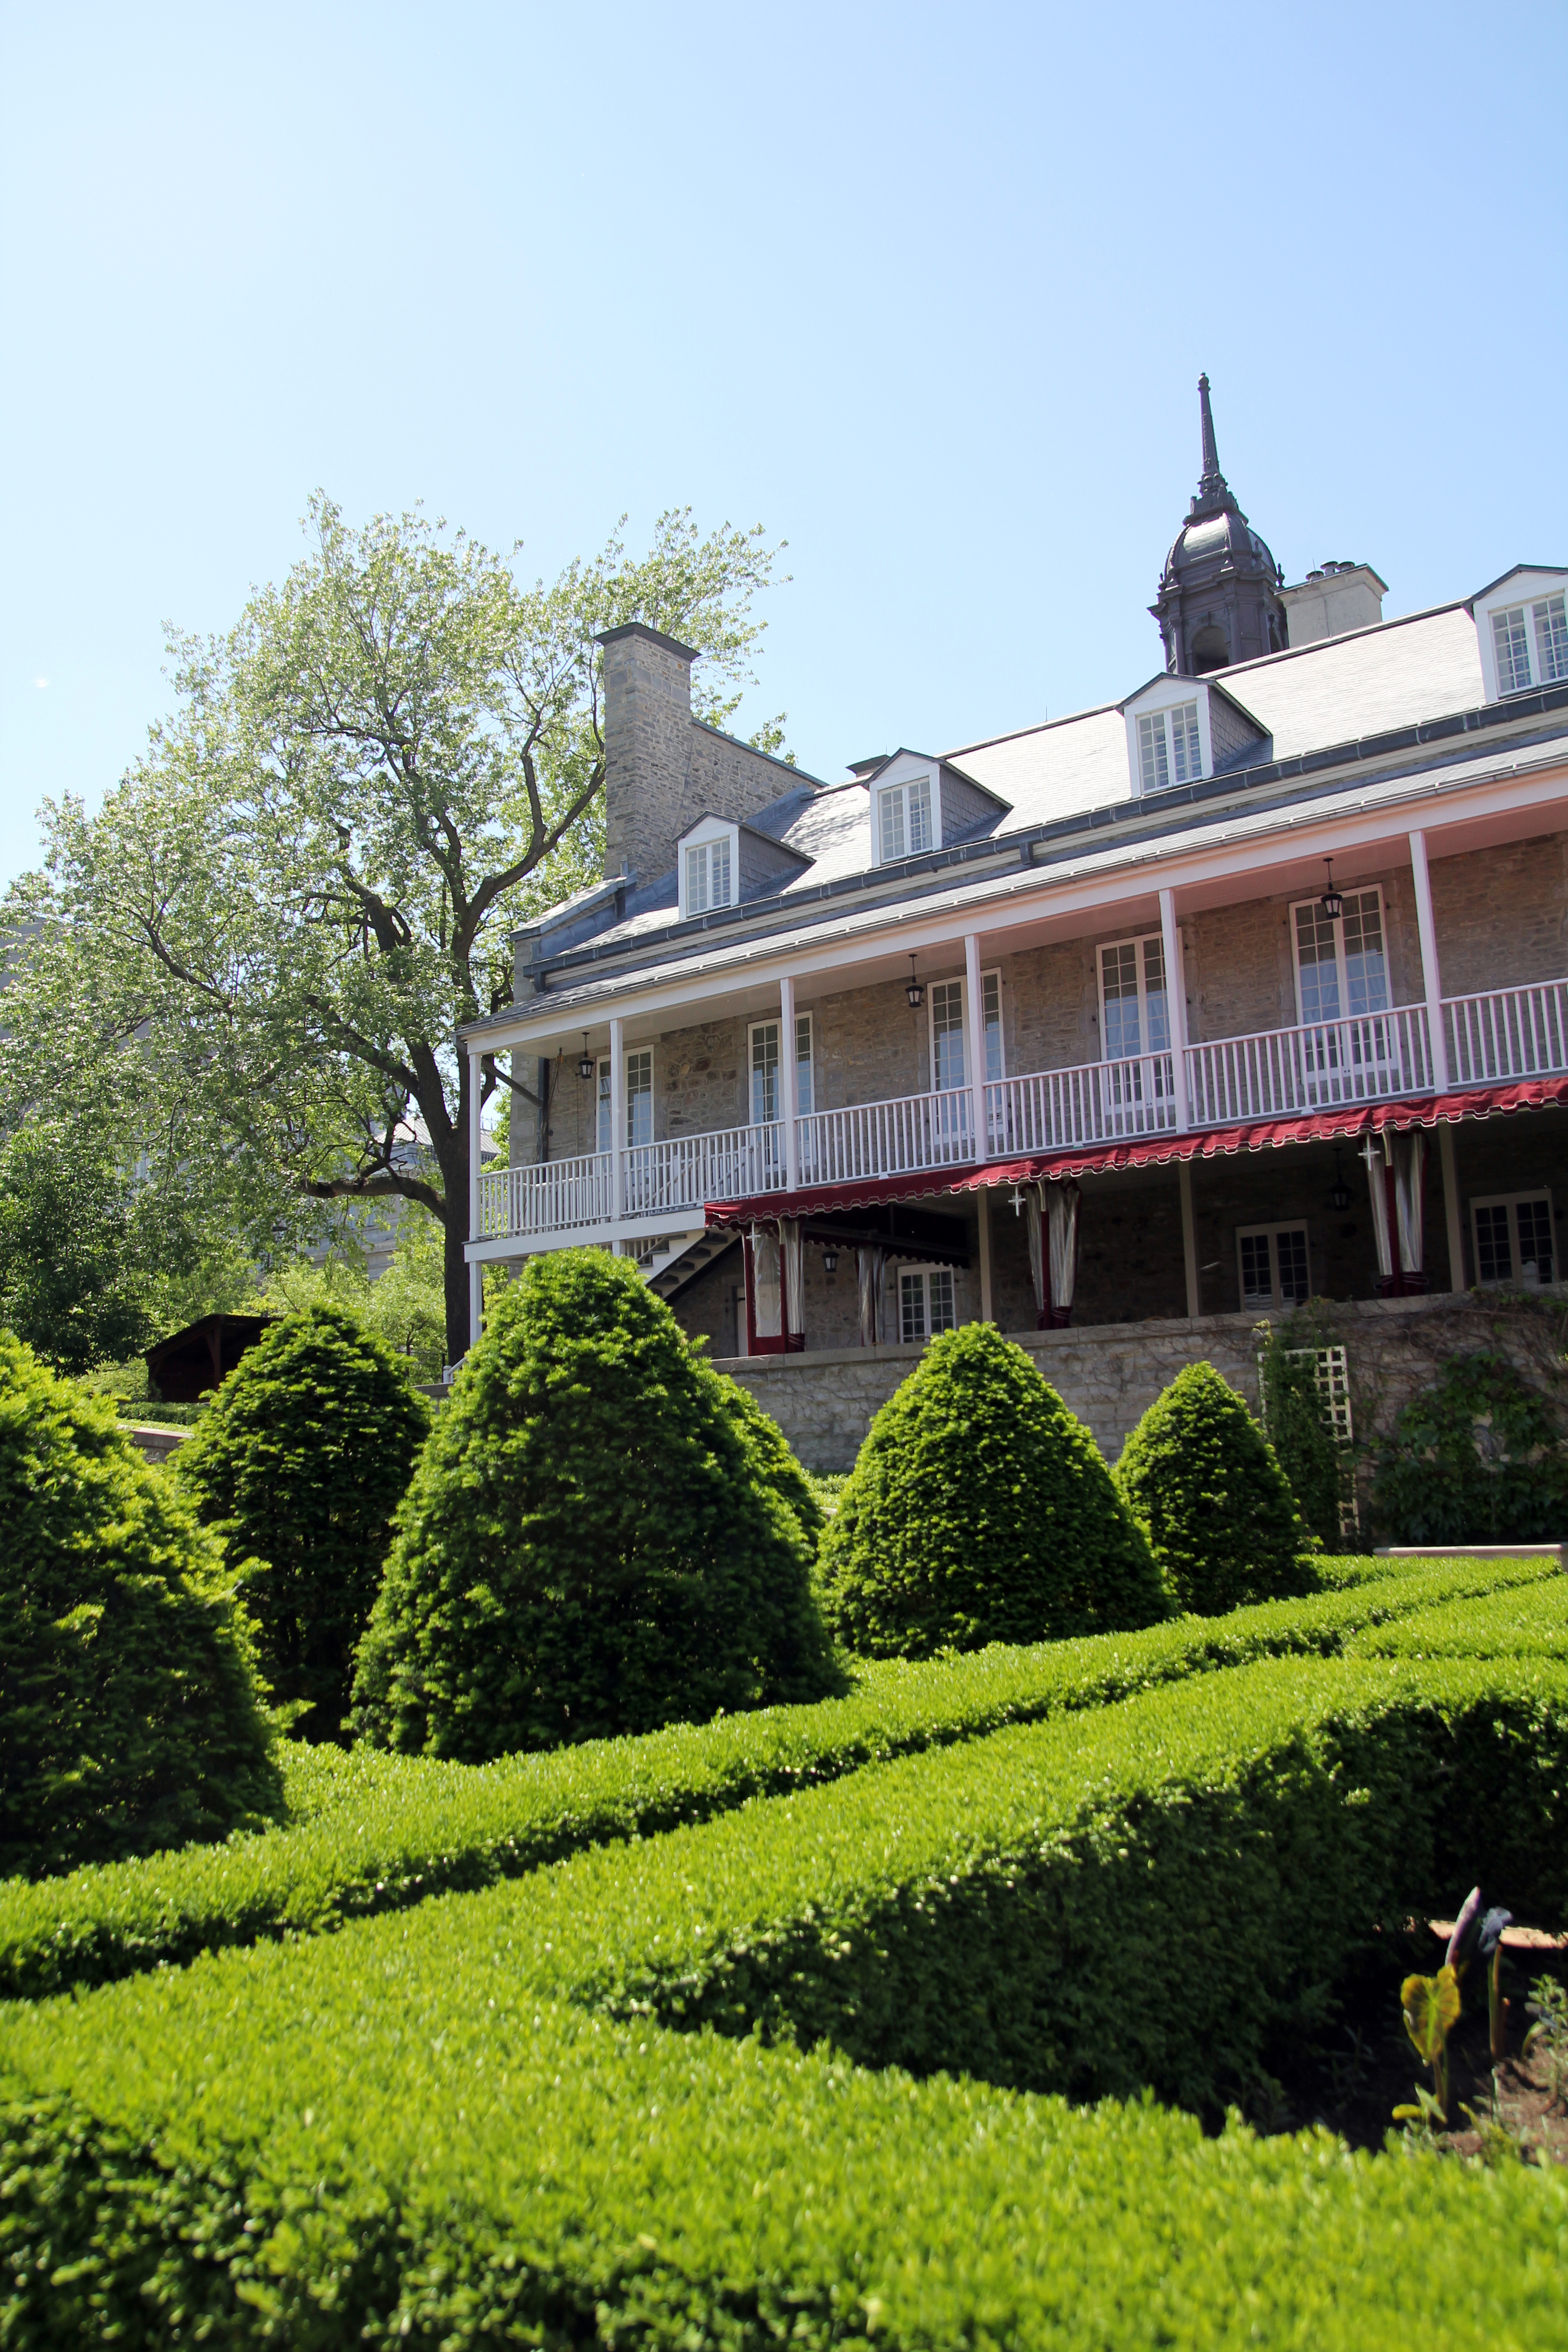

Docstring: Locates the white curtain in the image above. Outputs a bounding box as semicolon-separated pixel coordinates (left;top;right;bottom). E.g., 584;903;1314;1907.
1025;1187;1046;1318
1364;1137;1394;1279
1048;1182;1080;1314
779;1218;804;1340
750;1222;782;1339
1393;1132;1426;1278
857;1245;887;1346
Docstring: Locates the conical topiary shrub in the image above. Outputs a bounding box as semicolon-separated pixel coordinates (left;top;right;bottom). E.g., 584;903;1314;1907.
350;1250;836;1759
1115;1360;1316;1615
816;1322;1170;1659
0;1331;280;1881
177;1303;430;1742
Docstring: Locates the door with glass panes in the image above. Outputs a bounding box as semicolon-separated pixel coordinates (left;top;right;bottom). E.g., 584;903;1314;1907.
1096;935;1173;1135
926;973;1002;1156
1290;889;1392;1102
747;1015;813;1186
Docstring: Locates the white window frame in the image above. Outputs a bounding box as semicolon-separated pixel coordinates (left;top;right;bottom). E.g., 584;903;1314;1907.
925;968;1003;1091
1470;1190;1556;1287
1473;571;1568;703
1096;932;1171;1064
596;1047;654;1153
872;760;941;865
676;817;740;919
1123;681;1213;797
1236;1222;1312;1312
894;1262;958;1345
747;1013;813;1125
1289;884;1390;1029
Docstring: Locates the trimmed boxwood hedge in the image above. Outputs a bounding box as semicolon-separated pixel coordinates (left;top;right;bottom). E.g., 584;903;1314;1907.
1117;1360;1316;1613
4;1653;1568;2348
1348;1574;1568;1659
352;1251;836;1758
176;1303;431;1742
819;1322;1170;1656
0;1332;280;1882
0;1551;1555;2001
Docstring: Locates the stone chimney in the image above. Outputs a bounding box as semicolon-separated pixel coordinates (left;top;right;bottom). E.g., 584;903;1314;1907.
597;622;698;885
1279;562;1388;647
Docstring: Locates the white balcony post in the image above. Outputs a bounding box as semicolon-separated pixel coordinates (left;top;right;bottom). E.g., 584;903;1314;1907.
466;1043;484;1351
779;973;800;1191
1408;830;1450;1094
963;932;987;1157
1158;887;1192;1131
609;1014;627;1220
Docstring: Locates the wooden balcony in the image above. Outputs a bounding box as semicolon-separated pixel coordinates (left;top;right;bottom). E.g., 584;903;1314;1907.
473;975;1568;1248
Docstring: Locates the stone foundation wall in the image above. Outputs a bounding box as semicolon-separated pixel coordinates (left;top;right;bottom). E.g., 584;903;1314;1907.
715;1284;1568;1474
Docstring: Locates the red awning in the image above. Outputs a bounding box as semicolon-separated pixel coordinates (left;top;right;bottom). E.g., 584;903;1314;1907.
702;1076;1568;1230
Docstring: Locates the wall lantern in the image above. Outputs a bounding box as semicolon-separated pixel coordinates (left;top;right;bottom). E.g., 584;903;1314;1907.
1320;858;1344;924
905;954;926;1009
822;1246;839;1278
577;1031;595;1082
1329;1151;1352;1214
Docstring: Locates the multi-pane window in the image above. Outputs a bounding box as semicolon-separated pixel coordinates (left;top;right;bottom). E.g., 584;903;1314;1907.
1136;701;1203;794
1491;594;1568;695
1098;934;1169;1061
597;1051;653;1151
877;775;934;862
1237;1224;1311;1311
1472;1192;1556;1285
748;1014;813;1124
899;1266;956;1344
1291;888;1389;1026
930;980;965;1091
685;837;731;913
926;972;1003;1091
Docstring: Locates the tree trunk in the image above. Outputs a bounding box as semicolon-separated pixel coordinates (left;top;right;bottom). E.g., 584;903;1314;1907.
442;1204;471;1371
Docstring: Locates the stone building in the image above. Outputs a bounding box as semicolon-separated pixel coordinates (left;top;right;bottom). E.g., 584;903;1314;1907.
460;382;1568;1465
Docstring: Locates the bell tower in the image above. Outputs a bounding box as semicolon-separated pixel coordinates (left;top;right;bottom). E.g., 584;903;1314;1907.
1151;377;1286;674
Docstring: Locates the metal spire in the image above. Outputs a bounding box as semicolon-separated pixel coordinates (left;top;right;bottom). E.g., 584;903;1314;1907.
1190;373;1236;515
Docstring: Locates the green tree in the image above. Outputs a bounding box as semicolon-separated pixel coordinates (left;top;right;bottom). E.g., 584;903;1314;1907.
1116;1361;1315;1615
177;1303;431;1741
351;1250;835;1760
0;1331;280;1879
817;1323;1170;1659
0;1122;194;1375
2;500;789;1362
1257;1323;1350;1549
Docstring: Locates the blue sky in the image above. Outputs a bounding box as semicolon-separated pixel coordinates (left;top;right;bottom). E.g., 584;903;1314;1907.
3;0;1565;883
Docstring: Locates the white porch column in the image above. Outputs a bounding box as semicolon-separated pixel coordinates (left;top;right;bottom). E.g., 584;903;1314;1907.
963;932;988;1158
779;972;800;1191
1158;887;1191;1132
976;1182;995;1323
468;1261;483;1353
467;1044;483;1246
609;1014;626;1220
1408;829;1450;1094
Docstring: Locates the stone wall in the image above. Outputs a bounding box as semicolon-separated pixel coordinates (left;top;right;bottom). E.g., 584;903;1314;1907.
716;1284;1568;1475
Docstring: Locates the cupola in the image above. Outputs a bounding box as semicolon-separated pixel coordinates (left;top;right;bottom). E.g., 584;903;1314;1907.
1150;376;1287;675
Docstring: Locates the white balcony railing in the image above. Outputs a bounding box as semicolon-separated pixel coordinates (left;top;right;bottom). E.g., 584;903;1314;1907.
474;978;1568;1246
479;1149;611;1240
798;1084;975;1187
985;1051;1178;1157
624;1123;785;1218
1186;1006;1433;1126
1446;977;1568;1088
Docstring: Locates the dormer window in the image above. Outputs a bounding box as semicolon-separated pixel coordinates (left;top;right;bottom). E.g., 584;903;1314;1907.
877;775;933;863
676;817;740;919
1491;594;1568;695
686;836;731;913
1137;700;1203;793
